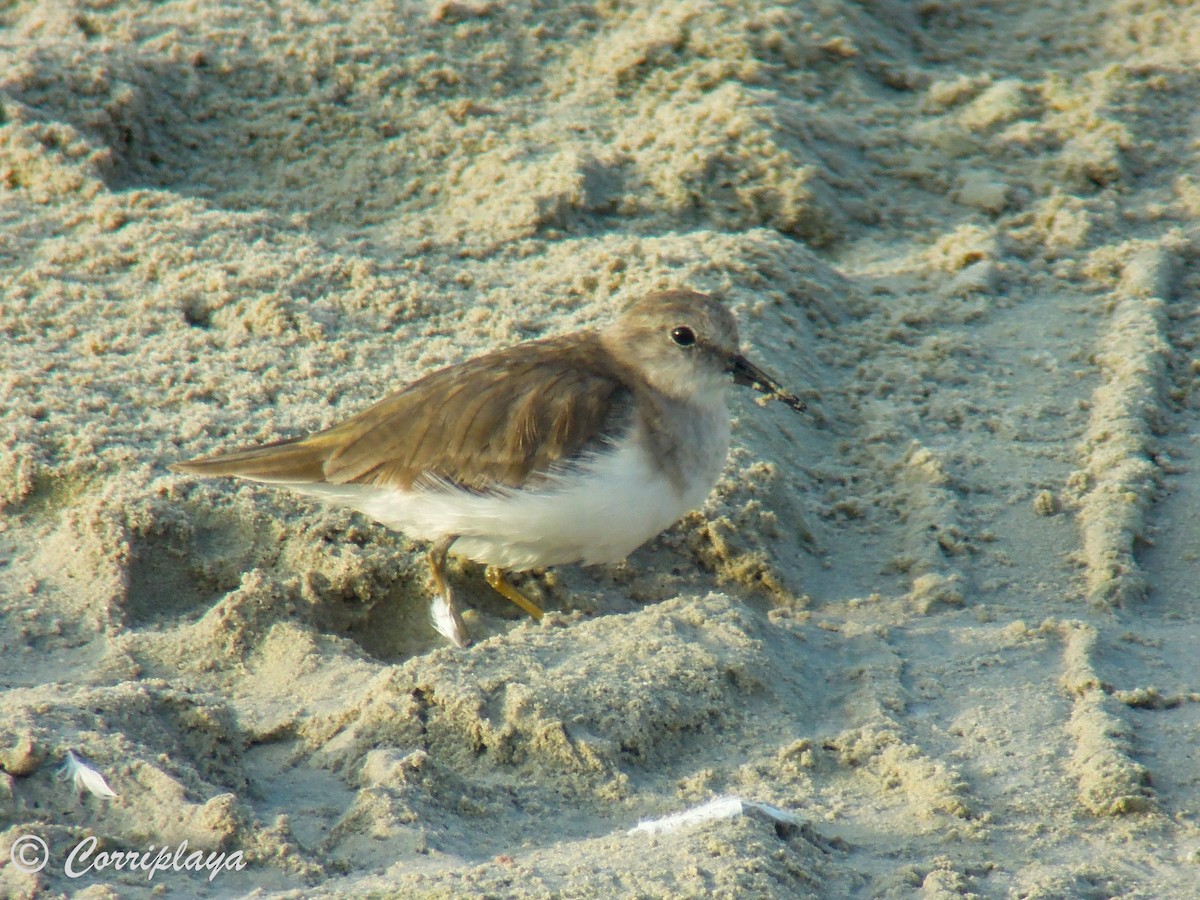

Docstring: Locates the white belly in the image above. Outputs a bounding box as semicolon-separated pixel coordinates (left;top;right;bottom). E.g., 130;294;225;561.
287;407;731;571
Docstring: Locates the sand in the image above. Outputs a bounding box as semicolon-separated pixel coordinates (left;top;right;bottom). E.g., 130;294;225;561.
3;0;1200;896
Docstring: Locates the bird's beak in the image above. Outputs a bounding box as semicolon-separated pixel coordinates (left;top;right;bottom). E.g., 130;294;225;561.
727;354;806;413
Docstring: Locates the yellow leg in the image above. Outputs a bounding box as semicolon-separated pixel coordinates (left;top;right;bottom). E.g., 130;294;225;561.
428;535;468;647
485;566;545;621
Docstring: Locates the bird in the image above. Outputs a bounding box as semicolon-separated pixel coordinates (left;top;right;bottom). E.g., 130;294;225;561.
169;289;806;647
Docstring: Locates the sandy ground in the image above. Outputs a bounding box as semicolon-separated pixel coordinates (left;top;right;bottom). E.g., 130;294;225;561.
3;0;1200;896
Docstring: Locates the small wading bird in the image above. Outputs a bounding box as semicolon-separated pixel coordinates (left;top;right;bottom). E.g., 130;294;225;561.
171;290;805;646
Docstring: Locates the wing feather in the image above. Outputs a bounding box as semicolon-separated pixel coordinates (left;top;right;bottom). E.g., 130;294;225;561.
171;333;633;494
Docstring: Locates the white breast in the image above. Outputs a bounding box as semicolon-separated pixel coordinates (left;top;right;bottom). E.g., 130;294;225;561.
285;401;731;571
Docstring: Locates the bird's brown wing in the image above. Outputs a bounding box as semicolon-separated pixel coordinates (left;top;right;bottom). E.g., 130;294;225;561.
171;333;633;493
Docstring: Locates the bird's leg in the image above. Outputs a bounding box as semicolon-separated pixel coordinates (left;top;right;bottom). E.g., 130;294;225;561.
428;535;468;647
484;566;545;621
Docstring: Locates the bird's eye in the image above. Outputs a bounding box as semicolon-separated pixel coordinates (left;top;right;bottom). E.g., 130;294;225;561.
671;326;696;347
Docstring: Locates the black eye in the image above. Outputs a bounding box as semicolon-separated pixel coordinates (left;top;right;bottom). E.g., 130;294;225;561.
671;326;696;347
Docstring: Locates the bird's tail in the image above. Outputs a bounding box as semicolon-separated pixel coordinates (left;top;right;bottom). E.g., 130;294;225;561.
169;434;332;484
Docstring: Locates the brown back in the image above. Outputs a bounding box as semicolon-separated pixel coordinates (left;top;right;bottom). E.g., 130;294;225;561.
172;332;634;493
322;333;632;490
